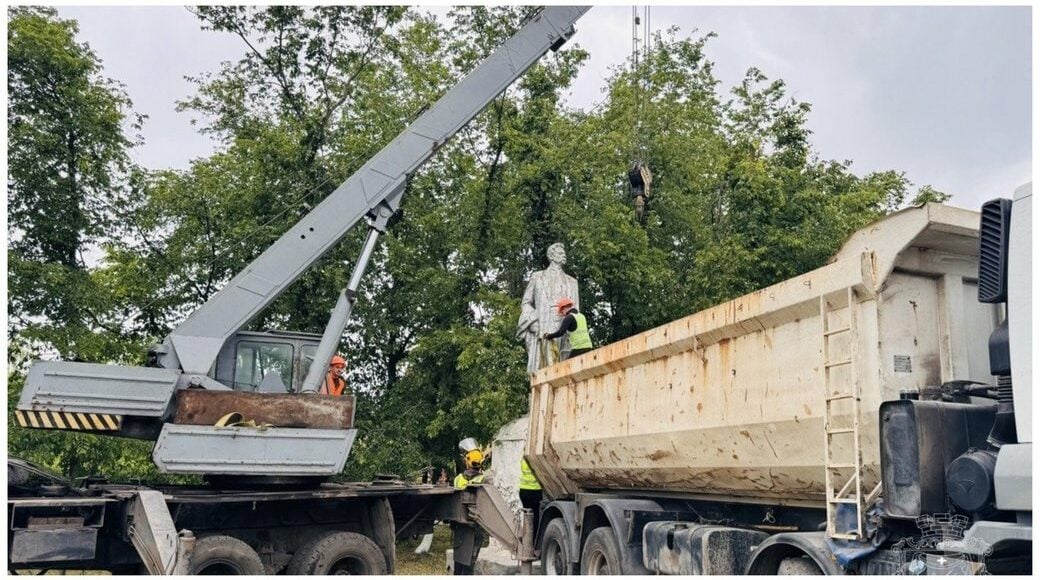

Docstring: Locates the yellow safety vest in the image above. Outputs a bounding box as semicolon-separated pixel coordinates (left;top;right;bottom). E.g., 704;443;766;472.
519;458;542;491
569;312;592;350
454;472;485;489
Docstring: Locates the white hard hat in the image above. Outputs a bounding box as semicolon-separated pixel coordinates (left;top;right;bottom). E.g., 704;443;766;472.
458;437;479;453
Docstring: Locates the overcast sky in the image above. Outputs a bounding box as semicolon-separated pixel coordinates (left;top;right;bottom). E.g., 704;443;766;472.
57;4;1031;210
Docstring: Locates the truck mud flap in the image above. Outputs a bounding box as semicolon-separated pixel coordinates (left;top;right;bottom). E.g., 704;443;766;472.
19;361;179;419
153;424;355;476
10;528;98;564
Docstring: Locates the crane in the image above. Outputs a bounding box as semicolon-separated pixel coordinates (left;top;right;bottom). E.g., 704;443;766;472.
15;6;590;480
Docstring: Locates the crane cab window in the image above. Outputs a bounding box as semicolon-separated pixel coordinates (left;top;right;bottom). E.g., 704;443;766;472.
234;341;293;392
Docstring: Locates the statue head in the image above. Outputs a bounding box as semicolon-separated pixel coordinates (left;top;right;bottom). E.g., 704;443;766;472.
547;243;566;267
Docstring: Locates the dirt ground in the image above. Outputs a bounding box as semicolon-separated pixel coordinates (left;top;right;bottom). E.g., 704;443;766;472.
395;523;452;575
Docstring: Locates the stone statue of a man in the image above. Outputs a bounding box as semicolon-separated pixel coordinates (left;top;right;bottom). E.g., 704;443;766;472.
517;243;579;374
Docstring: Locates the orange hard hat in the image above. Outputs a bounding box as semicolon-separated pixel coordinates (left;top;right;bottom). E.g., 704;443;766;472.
555;298;574;315
330;355;346;368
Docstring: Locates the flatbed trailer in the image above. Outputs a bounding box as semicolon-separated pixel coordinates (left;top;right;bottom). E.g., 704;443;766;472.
8;459;468;575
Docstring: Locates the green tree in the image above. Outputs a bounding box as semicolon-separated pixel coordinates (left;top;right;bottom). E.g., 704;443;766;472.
6;7;162;480
7;6;143;361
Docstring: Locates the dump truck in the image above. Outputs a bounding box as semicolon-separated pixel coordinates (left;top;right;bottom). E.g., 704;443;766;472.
7;7;586;574
524;188;1032;574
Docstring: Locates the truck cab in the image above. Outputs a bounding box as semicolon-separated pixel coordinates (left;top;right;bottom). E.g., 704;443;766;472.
975;183;1032;540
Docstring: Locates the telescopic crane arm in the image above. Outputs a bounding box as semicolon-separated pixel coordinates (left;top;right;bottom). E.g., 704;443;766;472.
158;6;591;385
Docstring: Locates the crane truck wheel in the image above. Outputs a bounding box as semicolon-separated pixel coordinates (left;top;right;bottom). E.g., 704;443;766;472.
579;527;621;575
541;518;573;575
188;534;265;575
286;531;387;575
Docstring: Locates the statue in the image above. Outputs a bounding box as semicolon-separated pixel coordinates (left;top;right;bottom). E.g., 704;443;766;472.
517;243;579;374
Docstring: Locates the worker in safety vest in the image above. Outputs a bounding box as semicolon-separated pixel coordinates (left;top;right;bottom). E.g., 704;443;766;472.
519;457;543;536
454;446;486;489
320;355;348;396
542;298;593;359
452;438;487;575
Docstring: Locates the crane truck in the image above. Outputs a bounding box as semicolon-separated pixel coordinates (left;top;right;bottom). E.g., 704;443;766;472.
7;6;588;574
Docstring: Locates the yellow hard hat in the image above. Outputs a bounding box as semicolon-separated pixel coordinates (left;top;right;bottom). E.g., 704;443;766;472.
464;449;484;470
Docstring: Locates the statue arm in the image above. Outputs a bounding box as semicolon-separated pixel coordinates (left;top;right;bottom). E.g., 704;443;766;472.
516;276;539;338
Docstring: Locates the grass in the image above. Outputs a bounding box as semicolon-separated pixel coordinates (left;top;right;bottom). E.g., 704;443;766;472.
395;523;453;575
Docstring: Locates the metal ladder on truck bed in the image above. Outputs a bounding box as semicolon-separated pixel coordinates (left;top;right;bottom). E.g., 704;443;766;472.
820;286;873;541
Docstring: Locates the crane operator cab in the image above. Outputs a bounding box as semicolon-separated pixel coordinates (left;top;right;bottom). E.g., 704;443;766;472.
165;330;357;482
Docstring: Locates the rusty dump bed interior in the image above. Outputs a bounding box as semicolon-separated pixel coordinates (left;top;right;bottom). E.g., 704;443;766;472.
527;204;999;504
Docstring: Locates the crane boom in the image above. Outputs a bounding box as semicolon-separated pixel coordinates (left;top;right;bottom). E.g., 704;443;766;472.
163;6;590;377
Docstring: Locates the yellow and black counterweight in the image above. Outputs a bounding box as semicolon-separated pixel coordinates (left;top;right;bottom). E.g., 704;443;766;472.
15;409;122;431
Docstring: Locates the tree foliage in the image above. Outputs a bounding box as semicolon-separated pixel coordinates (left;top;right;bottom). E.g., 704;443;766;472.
7;7;163;480
8;6;144;358
8;7;949;481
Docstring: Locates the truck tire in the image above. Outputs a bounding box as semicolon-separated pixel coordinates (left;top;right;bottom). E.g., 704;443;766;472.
286;531;387;575
778;556;823;575
541;518;572;575
189;535;265;575
580;527;621;575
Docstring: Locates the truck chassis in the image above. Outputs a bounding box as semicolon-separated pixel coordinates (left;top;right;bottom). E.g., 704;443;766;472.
8;460;466;575
534;490;1032;575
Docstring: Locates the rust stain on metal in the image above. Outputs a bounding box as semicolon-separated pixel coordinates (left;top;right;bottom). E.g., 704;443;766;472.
173;390;354;429
647;449;670;461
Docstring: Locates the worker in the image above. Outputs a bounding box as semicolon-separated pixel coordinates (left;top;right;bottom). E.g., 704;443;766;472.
542;298;593;359
320;355;348;396
452;438;487;575
454;438;486;488
519;457;543;537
